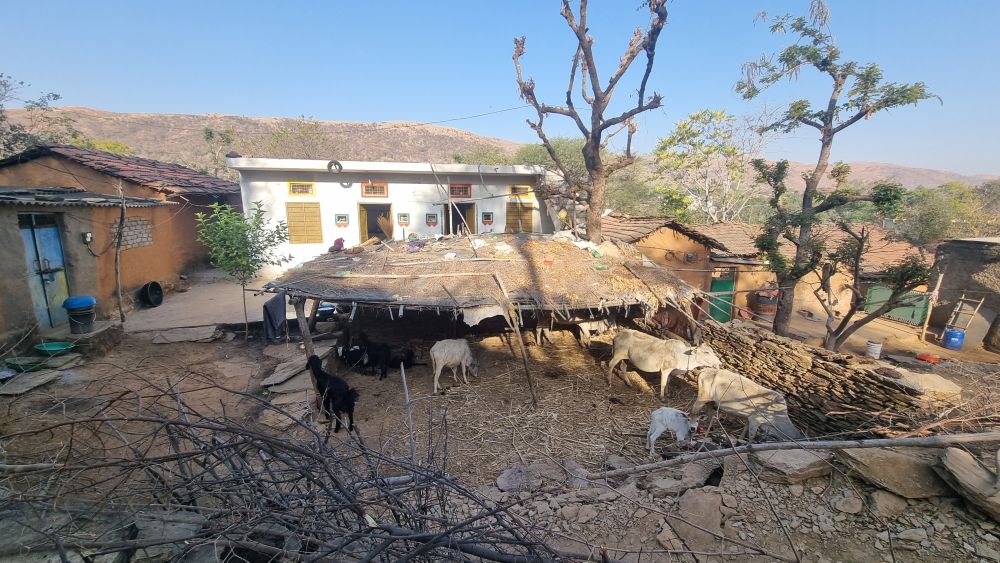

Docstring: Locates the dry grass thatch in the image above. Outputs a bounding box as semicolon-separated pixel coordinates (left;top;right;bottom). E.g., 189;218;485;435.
268;234;699;315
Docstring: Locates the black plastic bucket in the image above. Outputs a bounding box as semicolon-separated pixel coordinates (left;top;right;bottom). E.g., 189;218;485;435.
67;306;95;334
140;281;164;307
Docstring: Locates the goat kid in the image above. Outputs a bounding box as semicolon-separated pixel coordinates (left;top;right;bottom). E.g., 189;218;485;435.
647;407;698;456
306;355;359;433
430;339;479;394
608;329;722;398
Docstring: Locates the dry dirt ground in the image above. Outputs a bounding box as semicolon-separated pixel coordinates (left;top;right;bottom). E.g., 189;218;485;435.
2;329;1000;562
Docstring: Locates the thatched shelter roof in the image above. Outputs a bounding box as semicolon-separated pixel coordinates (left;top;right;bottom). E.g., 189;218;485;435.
266;234;698;316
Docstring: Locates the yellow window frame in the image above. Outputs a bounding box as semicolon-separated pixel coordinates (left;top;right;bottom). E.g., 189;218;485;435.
288;181;316;197
509;184;535;200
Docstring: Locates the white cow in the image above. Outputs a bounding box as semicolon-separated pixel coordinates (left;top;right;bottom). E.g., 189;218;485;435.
647;407;697;456
691;368;803;441
430;339;480;394
608;329;723;398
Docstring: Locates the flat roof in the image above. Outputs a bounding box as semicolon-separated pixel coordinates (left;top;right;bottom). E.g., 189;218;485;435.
226;157;546;176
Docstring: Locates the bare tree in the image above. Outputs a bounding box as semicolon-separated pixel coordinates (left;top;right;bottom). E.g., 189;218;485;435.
513;0;668;243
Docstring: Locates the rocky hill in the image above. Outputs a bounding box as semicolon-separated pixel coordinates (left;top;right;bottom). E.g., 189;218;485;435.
6;106;520;171
7;107;995;189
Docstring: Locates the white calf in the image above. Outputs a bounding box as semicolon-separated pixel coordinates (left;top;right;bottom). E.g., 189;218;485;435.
608;329;723;398
691;368;803;441
647;407;697;456
430;339;480;394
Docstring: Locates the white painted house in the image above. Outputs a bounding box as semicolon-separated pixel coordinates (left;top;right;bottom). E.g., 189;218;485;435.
226;158;552;268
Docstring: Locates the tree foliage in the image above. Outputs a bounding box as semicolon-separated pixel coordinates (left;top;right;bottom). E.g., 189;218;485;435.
739;1;936;335
898;182;999;245
513;0;668;243
814;224;930;351
195;202;291;340
69;135;134;156
0;73;77;158
655;110;772;223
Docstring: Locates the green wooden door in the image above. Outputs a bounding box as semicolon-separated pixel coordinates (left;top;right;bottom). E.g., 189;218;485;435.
862;284;930;326
709;278;735;322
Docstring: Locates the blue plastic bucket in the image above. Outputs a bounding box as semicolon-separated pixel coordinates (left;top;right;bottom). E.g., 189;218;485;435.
943;328;966;351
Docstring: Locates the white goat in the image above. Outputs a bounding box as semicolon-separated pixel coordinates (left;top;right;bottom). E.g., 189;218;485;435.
608;329;723;398
691;368;803;441
430;339;479;394
647;407;697;456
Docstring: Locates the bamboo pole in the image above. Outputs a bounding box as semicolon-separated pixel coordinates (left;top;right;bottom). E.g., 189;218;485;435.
920;272;944;341
114;182;126;323
400;362;417;464
292;297;320;414
493;274;539;407
586;431;1000;480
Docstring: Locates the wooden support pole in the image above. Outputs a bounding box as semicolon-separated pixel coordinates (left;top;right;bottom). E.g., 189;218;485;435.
586;431;1000;481
921;272;944;341
307;298;321;332
291;296;319;413
493;274;539;407
400;362;417;464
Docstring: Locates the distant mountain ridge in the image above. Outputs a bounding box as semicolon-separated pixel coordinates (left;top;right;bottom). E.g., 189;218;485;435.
6;106;995;189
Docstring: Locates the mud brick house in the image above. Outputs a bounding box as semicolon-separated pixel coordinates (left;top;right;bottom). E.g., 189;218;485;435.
933;237;1000;352
602;213;924;323
0;146;241;340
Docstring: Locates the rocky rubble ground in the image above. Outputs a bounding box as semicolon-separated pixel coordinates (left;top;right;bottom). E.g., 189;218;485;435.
457;446;1000;562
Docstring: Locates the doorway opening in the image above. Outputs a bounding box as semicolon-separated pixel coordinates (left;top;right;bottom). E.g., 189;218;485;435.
19;213;70;328
447;203;477;235
359;204;392;242
708;268;736;322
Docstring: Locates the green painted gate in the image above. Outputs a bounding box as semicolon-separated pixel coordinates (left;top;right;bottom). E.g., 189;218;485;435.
862;284;930;326
709;278;735;322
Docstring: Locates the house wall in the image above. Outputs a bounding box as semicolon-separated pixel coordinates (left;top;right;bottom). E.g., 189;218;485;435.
238;170;546;268
90;205;196;317
0;206;99;343
0;156;159;199
0;157;227;272
715;262;776;314
930;240;1000;350
632;229;712;291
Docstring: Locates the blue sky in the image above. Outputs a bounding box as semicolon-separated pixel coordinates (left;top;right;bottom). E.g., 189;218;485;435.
5;1;998;175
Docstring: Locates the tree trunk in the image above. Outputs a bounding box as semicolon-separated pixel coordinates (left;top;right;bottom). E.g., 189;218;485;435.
241;283;249;343
772;280;796;335
984;313;1000;354
586;172;607;243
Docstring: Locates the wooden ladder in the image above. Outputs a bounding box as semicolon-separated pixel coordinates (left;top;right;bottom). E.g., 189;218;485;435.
942;292;986;336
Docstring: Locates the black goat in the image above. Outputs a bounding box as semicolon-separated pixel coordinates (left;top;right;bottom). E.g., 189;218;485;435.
339;345;369;374
306;355;359;432
359;333;392;380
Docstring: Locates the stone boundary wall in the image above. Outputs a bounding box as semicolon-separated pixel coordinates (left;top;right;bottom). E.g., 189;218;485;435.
702;321;950;436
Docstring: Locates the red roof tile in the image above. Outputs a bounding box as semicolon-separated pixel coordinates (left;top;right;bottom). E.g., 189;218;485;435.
0;145;240;196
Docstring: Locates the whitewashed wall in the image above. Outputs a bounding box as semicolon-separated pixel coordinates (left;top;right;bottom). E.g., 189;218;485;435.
238;169;550;269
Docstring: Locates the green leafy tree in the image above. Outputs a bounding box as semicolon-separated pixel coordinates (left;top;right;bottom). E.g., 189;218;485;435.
899;182;994;245
451;146;514;165
195;202;291;341
0;73;77;157
814;224;930;351
737;2;937;335
655;110;772;223
69;135;134;155
513;0;669;243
